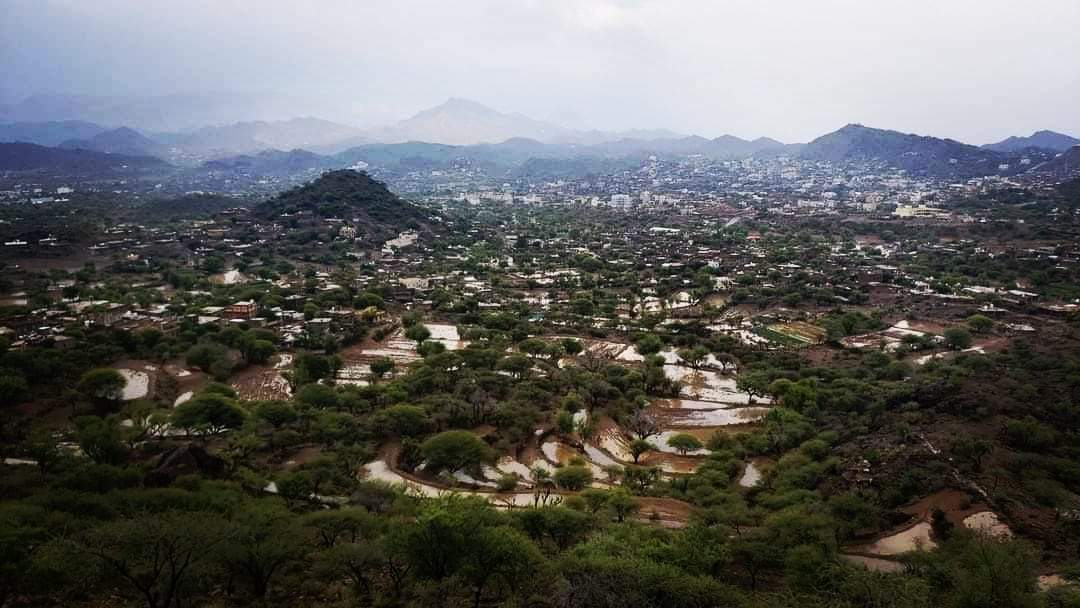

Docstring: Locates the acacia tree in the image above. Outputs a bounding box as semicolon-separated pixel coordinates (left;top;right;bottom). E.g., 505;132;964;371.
951;436;992;471
629;439;655;464
626;410;660;440
635;334;663;356
220;505;308;600
172;394;246;435
404;324;431;344
966;314;994;334
667;432;703;455
713;352;737;373
553;464;593;491
737;370;770;404
63;512;230;608
606;489;639;522
77;368;127;411
369;356;394;382
623;465;660;493
420;430;493;474
677;345;710;370
531;466;556;507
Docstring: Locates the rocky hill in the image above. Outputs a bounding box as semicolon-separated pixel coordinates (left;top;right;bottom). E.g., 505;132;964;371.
255;169;439;244
60;126;166;158
799;124;1012;178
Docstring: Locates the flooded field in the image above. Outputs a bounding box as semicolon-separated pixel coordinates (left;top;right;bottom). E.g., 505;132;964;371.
335;363;371;386
483;456;533;482
596;427;635;462
654;405;770;428
541;440;580;464
351;330;422;363
424;323;466;350
231;363;292;401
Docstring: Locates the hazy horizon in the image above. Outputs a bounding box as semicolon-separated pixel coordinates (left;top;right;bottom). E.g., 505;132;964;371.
3;0;1079;143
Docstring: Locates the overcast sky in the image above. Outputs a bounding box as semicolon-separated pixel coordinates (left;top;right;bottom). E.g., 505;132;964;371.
3;0;1079;143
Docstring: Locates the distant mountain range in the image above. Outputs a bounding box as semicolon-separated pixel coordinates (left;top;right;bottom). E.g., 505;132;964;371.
203;148;339;173
60;127;167;158
983;130;1080;153
2;95;1078;180
0;120;109;147
156;118;367;156
0;142;168;173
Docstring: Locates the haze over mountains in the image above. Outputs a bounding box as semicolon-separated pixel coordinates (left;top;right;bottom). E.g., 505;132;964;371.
2;94;1078;180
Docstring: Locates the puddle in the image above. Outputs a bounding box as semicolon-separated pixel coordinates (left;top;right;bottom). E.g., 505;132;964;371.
117;369;150;400
857;522;937;555
962;511;1012;538
738;460;763;488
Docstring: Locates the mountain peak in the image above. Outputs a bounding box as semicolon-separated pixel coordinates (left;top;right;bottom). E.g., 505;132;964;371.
838;123;870;133
425;98;500;116
984;129;1080;153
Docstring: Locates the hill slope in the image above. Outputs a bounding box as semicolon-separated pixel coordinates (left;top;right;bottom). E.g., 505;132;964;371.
0;142;169;173
256;169;439;243
1028;145;1080;177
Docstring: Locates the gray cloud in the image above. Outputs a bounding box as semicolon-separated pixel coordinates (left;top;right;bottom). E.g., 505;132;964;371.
2;0;1078;142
